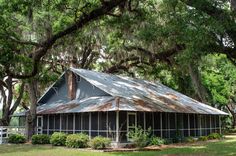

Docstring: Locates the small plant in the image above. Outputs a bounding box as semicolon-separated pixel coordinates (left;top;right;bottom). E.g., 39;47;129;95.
173;129;184;143
183;137;195;143
89;136;111;149
163;138;173;145
207;133;222;140
66;133;89;148
149;136;165;146
50;132;67;146
8;134;26;144
127;126;152;148
32;134;50;144
198;136;208;141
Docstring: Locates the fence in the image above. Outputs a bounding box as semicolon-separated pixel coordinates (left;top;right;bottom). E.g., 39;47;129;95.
0;126;25;144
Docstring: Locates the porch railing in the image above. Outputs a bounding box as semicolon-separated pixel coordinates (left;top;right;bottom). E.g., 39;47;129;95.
0;126;25;144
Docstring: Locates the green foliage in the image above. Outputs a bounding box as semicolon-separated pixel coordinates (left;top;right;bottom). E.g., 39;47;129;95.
50;132;67;146
149;136;165;146
127;126;152;148
8;134;26;144
183;137;195;143
31;134;50;144
198;136;208;141
207;133;222;140
65;133;89;148
89;136;111;149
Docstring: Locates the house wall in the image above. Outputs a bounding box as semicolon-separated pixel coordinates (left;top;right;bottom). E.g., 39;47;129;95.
39;75;110;105
39;112;221;143
76;76;110;99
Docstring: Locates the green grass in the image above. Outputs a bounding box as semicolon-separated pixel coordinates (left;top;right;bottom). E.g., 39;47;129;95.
1;134;236;156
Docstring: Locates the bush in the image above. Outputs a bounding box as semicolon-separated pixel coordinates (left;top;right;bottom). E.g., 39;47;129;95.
207;133;222;140
66;133;89;148
50;132;67;146
163;138;173;145
127;126;151;148
183;137;195;143
32;134;50;144
198;136;208;141
89;136;111;149
149;136;165;146
8;134;26;144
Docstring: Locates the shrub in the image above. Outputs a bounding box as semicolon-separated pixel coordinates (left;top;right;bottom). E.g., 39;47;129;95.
8;134;26;144
163;138;173;145
149;136;165;146
127;126;151;148
207;133;222;140
50;132;67;146
198;136;208;141
89;136;111;149
183;137;195;143
32;134;50;144
66;133;89;148
173;130;184;143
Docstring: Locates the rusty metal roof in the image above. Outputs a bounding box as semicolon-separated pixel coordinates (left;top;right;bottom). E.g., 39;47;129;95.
67;68;227;115
14;68;228;116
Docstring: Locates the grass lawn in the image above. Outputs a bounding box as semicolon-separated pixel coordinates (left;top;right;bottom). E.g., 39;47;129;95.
1;134;236;156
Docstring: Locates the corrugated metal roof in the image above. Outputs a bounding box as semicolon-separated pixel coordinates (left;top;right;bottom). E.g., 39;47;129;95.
67;68;227;115
14;68;228;116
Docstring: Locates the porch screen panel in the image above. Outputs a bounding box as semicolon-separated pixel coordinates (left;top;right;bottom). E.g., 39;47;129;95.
61;114;67;132
216;116;220;133
169;113;176;138
176;113;183;137
211;115;216;133
68;114;73;133
137;112;144;129
43;115;48;134
99;112;107;137
119;111;127;142
108;112;116;140
206;115;211;135
91;112;98;137
49;115;55;134
154;112;161;137
189;114;195;136
195;114;200;136
146;112;153;130
162;113;169;138
82;113;89;134
201;115;206;136
75;113;81;132
183;113;189;137
55;114;60;131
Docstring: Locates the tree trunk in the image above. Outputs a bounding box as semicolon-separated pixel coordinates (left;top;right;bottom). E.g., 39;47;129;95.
188;62;209;103
26;79;38;141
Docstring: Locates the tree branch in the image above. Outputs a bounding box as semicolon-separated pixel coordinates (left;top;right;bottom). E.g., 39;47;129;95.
7;0;126;79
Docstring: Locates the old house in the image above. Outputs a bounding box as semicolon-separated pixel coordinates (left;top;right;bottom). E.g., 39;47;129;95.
18;68;227;145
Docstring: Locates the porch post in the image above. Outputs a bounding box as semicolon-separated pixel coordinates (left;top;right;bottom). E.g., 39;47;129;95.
0;127;2;144
73;113;75;134
152;112;154;135
160;112;162;138
219;116;222;134
116;111;119;143
188;114;190;137
98;112;100;136
89;112;91;139
47;115;49;135
199;115;202;136
60;114;62;132
210;115;212;133
194;114;196;137
144;112;146;131
168;113;170;138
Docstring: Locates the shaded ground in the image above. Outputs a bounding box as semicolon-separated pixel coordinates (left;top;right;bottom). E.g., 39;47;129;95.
0;134;236;156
